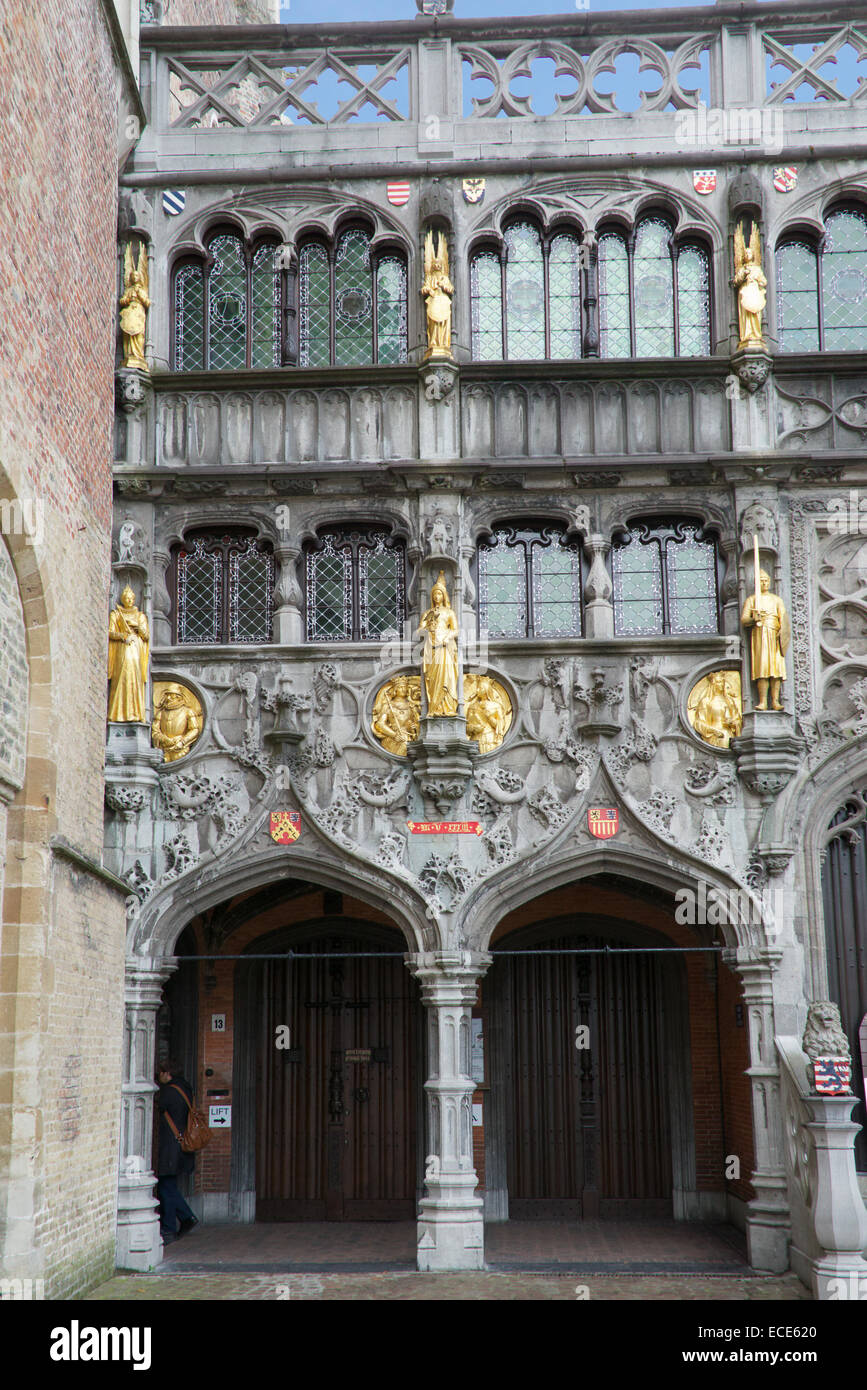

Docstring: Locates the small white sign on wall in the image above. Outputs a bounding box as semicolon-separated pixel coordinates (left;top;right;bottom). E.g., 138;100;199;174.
472;1103;483;1128
209;1105;231;1129
211;1014;226;1032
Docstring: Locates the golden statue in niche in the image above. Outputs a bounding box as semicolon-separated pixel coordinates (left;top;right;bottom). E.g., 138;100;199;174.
687;671;743;749
741;545;791;711
465;674;512;754
733;222;767;349
421;230;454;359
107;585;150;723
371;675;421;756
120;241;150;370
152;682;203;762
418;572;460;715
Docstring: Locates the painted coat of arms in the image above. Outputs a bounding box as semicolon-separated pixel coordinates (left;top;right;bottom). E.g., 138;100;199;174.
588;807;619;839
812;1057;851;1095
693;170;717;196
270;811;301;844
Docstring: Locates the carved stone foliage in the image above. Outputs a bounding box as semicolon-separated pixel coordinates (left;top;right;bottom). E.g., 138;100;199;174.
161;769;248;853
810;504;867;729
105;786;146;821
157;385;417;467
685;760;737;806
460;377;729;460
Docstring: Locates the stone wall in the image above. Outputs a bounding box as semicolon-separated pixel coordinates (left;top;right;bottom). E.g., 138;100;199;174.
0;0;127;1298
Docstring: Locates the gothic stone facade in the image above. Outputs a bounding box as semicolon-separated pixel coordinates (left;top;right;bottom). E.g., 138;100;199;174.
108;2;867;1288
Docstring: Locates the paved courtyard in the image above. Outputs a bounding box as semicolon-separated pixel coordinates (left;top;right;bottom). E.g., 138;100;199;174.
82;1220;812;1300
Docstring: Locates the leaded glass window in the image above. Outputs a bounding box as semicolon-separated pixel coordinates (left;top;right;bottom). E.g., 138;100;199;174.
599;220;710;359
298;231;408;367
778;208;867;353
478;525;582;638
777;242;820;353
305;529;406;642
175;263;205;371
175;531;274;644
172;230;283;370
822;210;867;352
612;520;719;637
470;224;583;361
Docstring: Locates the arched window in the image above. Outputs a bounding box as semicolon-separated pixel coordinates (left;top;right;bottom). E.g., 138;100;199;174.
469;221;583;362
477;524;583;638
305;528;406;642
173;229;282;371
778;208;867;353
298;229;408;367
174;529;274;644
611;519;720;636
598;218;711;359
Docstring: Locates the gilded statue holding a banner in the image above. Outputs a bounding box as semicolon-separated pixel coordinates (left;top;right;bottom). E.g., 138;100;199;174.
107;585;150;723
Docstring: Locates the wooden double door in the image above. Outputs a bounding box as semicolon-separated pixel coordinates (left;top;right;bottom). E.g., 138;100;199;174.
255;930;420;1221
493;930;683;1219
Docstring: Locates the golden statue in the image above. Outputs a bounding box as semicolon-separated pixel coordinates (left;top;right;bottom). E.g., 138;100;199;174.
120;241;150;370
152;682;202;762
107;585;150;723
741;550;790;711
687;671;743;749
465;674;512;754
418;572;459;716
422;230;454;360
371;675;421;755
733;222;767;349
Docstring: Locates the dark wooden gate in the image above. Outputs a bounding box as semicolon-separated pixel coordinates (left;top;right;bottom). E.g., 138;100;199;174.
497;933;674;1218
255;931;419;1220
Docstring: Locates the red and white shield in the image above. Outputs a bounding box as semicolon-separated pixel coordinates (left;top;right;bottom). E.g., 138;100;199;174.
773;166;798;194
387;181;410;207
588;807;619;839
693;170;717;196
813;1057;851;1095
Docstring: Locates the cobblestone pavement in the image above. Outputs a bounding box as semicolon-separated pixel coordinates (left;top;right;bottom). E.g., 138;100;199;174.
83;1271;811;1301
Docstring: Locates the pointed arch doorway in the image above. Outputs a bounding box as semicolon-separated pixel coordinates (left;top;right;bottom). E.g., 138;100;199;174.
233;919;422;1221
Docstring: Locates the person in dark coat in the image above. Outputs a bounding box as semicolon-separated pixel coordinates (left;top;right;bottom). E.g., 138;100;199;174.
156;1059;199;1244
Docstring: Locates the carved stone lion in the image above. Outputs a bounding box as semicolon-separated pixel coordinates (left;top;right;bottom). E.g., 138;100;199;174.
802;1001;850;1060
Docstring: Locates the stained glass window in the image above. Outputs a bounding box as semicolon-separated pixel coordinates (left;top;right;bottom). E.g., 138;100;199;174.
478;526;582;638
599;222;710;359
306;529;406;642
612;520;719;637
778;208;867;353
172;232;283;370
298;232;408;368
471;225;583;361
176;532;274;644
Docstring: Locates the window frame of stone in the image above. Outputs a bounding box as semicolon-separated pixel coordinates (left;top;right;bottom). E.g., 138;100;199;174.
475;521;585;639
776;203;867;354
469;217;586;362
303;525;407;643
171;224;285;371
610;516;722;638
171;527;275;645
296;222;409;369
597;214;713;359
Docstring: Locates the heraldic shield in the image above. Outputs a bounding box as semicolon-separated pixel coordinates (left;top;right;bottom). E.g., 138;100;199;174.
588;807;619;839
270;811;301;844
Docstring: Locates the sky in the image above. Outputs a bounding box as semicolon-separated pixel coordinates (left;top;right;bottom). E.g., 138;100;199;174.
278;0;717;22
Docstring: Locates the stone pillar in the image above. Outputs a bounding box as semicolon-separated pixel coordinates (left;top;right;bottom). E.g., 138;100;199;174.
730;946;791;1272
408;952;490;1270
582;533;613;638
116;958;176;1271
151;545;172;648
804;1093;867;1299
272;537;304;644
